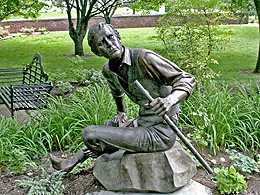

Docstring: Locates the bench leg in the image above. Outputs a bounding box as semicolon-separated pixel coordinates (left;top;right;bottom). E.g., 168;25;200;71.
11;108;14;118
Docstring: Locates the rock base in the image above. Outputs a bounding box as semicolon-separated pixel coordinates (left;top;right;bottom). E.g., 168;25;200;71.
93;142;197;193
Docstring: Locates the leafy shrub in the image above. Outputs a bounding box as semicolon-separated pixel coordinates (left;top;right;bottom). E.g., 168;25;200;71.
69;56;107;87
214;166;247;194
226;149;260;174
82;68;107;87
38;27;47;34
70;56;85;84
0;116;32;173
20;27;35;35
49;69;67;86
156;0;233;82
57;81;73;94
18;167;65;195
0;26;10;38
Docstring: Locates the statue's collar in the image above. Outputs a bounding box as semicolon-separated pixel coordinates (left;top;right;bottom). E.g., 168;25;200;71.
121;46;131;66
108;46;131;73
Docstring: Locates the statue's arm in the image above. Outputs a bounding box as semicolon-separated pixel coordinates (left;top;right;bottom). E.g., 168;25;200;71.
139;51;196;116
111;94;128;126
102;63;128;126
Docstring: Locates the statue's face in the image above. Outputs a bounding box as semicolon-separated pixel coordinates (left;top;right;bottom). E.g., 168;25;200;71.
93;25;123;60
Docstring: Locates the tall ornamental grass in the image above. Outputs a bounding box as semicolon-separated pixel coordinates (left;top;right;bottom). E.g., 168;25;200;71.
0;84;139;173
1;80;259;172
0;117;33;173
181;80;260;155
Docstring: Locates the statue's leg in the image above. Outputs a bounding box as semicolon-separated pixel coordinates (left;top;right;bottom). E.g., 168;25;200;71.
49;145;98;172
82;123;176;153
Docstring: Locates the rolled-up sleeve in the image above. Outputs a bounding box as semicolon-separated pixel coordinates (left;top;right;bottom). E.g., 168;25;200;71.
138;50;196;97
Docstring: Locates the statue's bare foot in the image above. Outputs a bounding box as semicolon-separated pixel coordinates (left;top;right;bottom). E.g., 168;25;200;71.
49;146;98;172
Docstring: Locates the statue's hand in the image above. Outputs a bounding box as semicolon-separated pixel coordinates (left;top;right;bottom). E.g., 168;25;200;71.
150;96;178;117
111;111;128;127
149;90;188;117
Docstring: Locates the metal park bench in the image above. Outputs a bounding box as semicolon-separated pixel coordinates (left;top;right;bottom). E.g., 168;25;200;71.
0;53;53;117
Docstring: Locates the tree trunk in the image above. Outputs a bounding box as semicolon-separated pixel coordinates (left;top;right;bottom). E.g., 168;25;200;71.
74;38;84;56
255;31;260;73
68;24;87;56
254;0;260;73
104;15;111;24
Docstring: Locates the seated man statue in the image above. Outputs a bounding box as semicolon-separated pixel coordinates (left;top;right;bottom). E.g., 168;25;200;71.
50;22;196;172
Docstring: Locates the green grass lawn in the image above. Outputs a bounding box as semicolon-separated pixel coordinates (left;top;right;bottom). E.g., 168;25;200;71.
210;26;259;82
0;26;259;82
7;8;158;20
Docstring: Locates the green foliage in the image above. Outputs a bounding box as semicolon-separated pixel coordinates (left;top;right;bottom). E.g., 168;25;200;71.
1;84;127;173
0;26;10;38
156;0;234;82
180;80;260;154
69;56;107;86
0;0;47;21
70;157;95;174
214;166;247;194
29;85;118;151
0;116;33;173
226;149;260;174
82;69;107;87
20;27;35;35
49;69;68;86
128;0;166;14
18;167;65;195
38;27;47;34
221;0;255;23
57;81;73;94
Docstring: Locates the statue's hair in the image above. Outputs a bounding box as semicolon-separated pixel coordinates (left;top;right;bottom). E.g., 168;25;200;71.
88;23;122;56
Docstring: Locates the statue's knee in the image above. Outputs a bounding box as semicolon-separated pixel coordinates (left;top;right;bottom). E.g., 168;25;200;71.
82;125;96;142
165;133;177;150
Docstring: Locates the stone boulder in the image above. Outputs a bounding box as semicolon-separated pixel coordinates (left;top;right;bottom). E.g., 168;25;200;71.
93;142;197;193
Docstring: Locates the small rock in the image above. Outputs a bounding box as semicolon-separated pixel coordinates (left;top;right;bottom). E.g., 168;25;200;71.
27;172;33;176
210;159;217;165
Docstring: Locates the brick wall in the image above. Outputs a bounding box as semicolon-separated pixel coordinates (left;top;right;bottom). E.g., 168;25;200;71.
0;14;248;33
0;15;162;33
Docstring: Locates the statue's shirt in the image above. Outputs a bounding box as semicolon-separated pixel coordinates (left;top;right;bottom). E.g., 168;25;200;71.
102;47;196;127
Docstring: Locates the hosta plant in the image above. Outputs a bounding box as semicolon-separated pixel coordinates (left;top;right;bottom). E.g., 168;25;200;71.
214;166;247;194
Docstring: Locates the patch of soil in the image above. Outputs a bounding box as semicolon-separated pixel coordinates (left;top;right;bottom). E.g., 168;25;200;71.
238;69;259;75
0;152;105;195
1;148;260;195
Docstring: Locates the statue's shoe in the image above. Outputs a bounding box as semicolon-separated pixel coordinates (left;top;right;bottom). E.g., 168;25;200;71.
49;153;80;172
49;146;98;172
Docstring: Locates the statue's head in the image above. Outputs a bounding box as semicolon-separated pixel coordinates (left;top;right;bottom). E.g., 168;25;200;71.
88;23;123;60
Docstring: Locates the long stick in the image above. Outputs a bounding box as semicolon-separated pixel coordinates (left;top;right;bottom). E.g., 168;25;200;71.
134;80;213;174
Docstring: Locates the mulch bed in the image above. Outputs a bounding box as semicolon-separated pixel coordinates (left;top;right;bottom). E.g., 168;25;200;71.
1;147;260;194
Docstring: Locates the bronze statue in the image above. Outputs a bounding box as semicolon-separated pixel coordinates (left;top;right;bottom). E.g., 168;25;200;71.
50;23;196;172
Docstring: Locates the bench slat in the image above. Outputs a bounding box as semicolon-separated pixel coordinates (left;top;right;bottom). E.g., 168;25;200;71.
0;68;24;71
